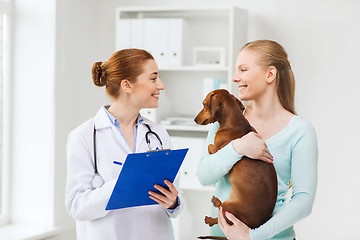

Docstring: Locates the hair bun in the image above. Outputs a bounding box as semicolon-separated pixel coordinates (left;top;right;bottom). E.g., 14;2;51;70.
92;61;107;86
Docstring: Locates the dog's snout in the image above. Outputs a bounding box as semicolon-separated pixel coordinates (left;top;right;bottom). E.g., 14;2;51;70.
194;117;198;123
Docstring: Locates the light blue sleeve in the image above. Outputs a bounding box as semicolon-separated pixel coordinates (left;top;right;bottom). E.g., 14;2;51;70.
197;122;244;186
165;196;181;217
250;123;318;239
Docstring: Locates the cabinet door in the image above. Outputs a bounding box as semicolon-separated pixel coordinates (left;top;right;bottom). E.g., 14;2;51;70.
171;136;206;190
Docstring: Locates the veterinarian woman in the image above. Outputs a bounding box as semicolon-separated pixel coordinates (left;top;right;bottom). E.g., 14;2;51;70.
197;40;318;240
65;49;183;240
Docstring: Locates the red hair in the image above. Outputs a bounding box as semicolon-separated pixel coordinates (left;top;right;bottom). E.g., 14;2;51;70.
92;49;154;98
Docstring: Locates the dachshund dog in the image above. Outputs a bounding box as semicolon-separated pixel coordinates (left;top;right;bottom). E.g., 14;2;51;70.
194;89;278;240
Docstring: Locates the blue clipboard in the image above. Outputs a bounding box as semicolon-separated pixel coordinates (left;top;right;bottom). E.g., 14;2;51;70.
105;148;188;210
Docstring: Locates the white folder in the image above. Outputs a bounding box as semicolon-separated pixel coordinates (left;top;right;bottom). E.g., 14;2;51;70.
116;18;185;67
168;19;184;66
130;19;144;49
116;19;131;50
144;18;169;67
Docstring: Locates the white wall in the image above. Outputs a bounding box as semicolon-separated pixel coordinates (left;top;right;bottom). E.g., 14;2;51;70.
11;0;56;226
54;0;107;229
52;0;360;239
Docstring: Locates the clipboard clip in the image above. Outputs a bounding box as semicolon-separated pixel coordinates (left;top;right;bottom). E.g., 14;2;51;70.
146;148;171;153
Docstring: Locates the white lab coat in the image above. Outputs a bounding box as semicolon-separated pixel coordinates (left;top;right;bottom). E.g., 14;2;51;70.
65;106;183;240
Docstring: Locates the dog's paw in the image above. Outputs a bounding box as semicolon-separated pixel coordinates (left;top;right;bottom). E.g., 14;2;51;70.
208;144;216;154
204;216;217;227
211;196;222;208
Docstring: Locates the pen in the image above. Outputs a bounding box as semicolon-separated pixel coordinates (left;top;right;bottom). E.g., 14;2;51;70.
113;161;122;165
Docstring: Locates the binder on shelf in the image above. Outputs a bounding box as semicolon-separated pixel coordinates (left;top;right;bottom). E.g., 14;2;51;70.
105;148;189;210
116;19;144;50
116;19;131;50
116;17;186;67
144;18;169;67
168;18;184;66
130;19;144;49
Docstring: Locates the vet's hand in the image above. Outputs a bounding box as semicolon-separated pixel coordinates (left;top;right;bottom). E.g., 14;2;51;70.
218;207;250;240
232;132;273;163
149;180;179;209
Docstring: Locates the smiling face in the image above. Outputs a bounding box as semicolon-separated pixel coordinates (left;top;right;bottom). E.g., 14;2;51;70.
131;59;165;109
232;49;271;101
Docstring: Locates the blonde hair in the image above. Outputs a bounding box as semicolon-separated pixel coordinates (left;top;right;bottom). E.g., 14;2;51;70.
241;40;296;114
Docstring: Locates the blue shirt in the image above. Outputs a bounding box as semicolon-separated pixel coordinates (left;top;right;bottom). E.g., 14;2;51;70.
104;106;143;152
197;115;318;240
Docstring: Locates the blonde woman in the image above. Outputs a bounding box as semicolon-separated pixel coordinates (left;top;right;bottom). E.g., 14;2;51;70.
197;40;318;240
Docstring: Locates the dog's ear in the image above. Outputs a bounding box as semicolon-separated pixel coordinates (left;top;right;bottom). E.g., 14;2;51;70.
233;95;245;111
209;93;221;122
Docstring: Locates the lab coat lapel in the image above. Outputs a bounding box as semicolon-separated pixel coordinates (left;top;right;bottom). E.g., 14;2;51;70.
110;125;132;153
94;106;132;153
93;107;110;129
136;123;148;153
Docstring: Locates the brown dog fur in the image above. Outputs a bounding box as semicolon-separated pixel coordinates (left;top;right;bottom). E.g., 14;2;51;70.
194;89;278;240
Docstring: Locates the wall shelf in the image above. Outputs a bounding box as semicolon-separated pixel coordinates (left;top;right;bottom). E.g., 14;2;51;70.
159;65;229;72
163;124;210;132
116;6;247;239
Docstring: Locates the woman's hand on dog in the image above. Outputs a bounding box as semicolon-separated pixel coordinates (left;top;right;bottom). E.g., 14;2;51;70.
232;132;273;163
149;180;179;209
218;207;250;240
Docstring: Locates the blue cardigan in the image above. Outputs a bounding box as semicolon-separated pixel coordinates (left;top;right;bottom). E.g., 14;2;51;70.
197;115;318;240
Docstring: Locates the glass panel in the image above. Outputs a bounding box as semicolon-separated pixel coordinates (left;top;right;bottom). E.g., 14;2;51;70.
0;1;10;224
0;13;3;212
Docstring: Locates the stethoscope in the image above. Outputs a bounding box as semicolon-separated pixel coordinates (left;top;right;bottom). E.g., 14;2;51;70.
91;123;164;188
